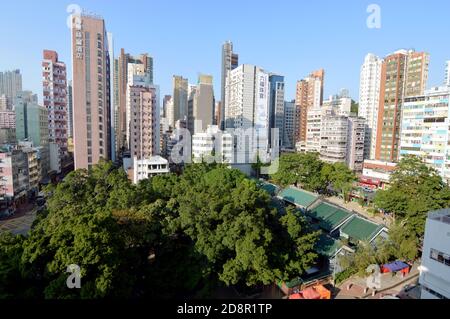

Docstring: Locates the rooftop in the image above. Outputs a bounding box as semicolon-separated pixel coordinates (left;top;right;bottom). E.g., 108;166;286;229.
278;187;318;208
307;202;354;232
340;215;385;242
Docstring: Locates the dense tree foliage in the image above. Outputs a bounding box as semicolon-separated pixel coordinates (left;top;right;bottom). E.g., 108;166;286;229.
0;161;320;299
271;153;356;199
374;156;450;236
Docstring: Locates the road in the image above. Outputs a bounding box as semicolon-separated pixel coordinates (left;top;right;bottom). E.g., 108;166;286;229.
0;207;37;236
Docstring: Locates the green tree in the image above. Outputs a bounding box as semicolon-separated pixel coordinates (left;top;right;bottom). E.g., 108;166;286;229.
271;152;326;192
328;163;357;202
374;155;450;236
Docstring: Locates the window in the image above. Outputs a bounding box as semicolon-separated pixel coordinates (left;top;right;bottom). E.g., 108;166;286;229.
430;248;450;267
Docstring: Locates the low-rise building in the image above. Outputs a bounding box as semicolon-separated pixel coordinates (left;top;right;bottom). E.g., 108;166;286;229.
359;160;397;190
0;146;29;205
419;208;450;299
133;156;169;184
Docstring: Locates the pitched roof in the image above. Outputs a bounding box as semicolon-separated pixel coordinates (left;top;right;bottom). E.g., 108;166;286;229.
307;202;353;232
278;187;318;208
340;215;385;242
315;234;344;258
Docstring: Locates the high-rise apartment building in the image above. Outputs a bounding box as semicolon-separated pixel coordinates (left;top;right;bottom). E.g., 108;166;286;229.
400;86;450;183
220;41;239;130
319;114;365;171
14;91;49;147
115;50;154;155
305;105;324;153
283;100;296;149
0;70;22;103
347;117;366;171
225;64;271;162
42;50;68;154
187;74;214;135
71;13;112;169
269;74;285;148
192;125;233;163
359;53;383;160
295;69;324;143
172;76;188;125
126;63;160;160
375;50;429;162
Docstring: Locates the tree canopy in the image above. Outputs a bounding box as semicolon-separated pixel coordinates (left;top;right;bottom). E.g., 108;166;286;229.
0;161;320;299
374;155;450;236
270;153;356;199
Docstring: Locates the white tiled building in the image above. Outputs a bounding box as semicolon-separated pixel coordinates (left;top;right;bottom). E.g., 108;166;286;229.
192;125;233;163
419;209;450;299
358;54;383;160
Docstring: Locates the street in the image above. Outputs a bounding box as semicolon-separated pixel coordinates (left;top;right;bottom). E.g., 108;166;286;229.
0;205;37;236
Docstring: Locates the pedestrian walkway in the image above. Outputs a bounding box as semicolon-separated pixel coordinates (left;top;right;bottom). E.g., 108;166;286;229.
334;262;420;299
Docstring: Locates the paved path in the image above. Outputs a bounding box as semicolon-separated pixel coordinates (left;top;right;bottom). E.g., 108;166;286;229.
326;196;390;226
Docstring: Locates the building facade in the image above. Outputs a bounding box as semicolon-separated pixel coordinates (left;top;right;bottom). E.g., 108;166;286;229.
42;50;68;155
0;146;29;204
187;74;214;135
375;50;429;162
172;75;188;125
126;63;160;161
0;70;22;103
283;100;296;149
269;74;285;148
192;125;233;163
400;86;450;183
347;117;366;171
359;53;383;160
14;91;49;148
224;64;271;162
419;209;450;299
133;156;169;184
220;41;239;129
71;13;112;169
295;69;324;144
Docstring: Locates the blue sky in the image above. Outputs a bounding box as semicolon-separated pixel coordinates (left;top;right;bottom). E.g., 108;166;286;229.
1;0;449;104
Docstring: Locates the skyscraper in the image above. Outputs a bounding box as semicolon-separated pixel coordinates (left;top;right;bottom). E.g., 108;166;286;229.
269;74;285;148
114;49;154;157
0;70;22;103
172;75;188;125
400;86;450;183
71;13;112;169
225;64;270;162
358;53;383;160
67;80;73;139
283;100;296;149
295;69;324;144
375;50;429;162
220;41;238;129
126;63;160;160
42;50;68;155
187;74;214;135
